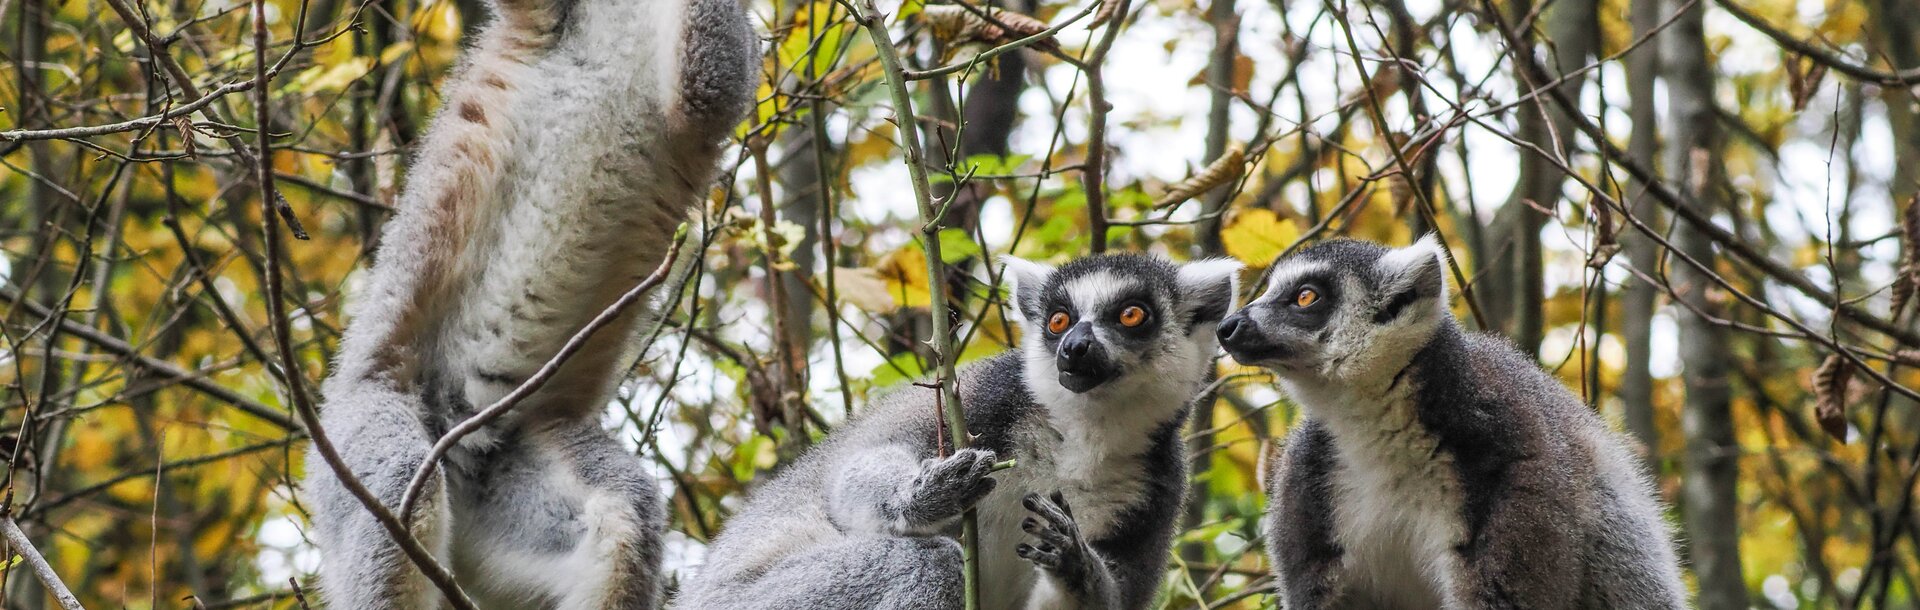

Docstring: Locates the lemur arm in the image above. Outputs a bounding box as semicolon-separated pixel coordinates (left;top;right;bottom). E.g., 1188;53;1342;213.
1267;421;1348;609
825;444;998;536
1454;465;1581;610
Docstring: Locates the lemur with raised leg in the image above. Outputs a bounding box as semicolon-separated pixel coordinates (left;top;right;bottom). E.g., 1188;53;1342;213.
677;254;1243;610
301;0;757;606
1217;237;1687;610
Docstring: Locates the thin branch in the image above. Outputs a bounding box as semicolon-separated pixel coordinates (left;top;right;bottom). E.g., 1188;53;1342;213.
902;1;1098;81
102;0;311;238
0;81;257;143
0;286;301;431
1714;0;1920;86
1;518;83;610
1079;0;1131;253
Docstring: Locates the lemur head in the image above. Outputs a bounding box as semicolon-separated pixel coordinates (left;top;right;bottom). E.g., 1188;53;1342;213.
1216;235;1451;386
1002;254;1242;396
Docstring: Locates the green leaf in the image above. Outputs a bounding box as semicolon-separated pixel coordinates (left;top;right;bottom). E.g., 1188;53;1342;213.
870;351;927;389
936;228;981;264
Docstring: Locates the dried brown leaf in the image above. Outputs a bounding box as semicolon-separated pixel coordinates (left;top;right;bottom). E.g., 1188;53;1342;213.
1812;354;1852;441
1154;143;1245;209
1088;0;1121;29
923;5;1059;52
1588;192;1618;269
1895;195;1920;312
1785;53;1828;113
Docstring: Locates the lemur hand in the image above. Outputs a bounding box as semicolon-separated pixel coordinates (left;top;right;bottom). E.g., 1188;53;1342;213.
898;448;999;528
1018;491;1121;607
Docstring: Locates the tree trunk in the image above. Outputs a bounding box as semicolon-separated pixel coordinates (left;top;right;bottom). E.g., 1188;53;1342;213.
1618;0;1663;474
1662;0;1749;605
1481;0;1598;354
1866;0;1920;201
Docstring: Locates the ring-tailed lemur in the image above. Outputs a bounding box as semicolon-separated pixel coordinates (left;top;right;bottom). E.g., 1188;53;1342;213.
301;0;757;606
1215;236;1687;609
677;254;1243;610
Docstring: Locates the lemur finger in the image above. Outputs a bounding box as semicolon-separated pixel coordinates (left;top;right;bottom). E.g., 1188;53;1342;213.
1016;542;1062;569
1022;516;1074;548
1050;490;1075;519
967;450;998;478
926;449;989;482
963;476;998;504
1023;492;1077;534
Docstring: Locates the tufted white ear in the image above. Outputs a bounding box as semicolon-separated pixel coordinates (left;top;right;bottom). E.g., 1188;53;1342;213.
1000;255;1055;322
1177;258;1245;326
1373;233;1449;320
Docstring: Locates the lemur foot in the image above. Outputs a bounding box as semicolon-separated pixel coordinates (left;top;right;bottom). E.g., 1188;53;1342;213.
900;448;999;527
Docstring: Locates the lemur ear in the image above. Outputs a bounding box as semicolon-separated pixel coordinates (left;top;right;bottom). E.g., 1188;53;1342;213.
1000;255;1055;322
1372;233;1449;323
1177;258;1244;327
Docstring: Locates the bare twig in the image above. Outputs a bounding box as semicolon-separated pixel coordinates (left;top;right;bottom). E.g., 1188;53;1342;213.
1714;0;1920;86
1079;0;1131;253
0;286;301;431
0;81;258;143
1;518;83;610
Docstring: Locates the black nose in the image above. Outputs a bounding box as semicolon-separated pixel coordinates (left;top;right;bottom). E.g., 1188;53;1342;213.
1216;312;1250;347
1060;328;1093;362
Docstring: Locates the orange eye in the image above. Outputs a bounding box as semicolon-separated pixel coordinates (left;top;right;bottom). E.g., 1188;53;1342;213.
1047;312;1072;334
1118;305;1148;327
1294;288;1320;308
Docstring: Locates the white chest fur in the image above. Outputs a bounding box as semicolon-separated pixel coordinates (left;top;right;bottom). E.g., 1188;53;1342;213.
973;404;1166;609
1295;380;1469;609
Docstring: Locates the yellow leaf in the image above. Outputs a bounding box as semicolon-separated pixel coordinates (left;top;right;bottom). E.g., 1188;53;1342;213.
379;41;417;65
878;245;932;309
302;57;377;94
1219;208;1299;267
830;267;897;313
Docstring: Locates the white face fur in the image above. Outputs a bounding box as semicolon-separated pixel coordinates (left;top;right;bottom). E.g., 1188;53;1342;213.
1000;254;1242;417
1217;235;1452;391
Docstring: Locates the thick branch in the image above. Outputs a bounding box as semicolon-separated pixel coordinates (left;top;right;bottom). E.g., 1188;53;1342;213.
851;1;982;606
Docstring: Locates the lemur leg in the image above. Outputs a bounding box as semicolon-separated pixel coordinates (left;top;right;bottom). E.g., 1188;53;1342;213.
306;385;451;610
452;420;665;610
705;537;966;610
1267;422;1347;610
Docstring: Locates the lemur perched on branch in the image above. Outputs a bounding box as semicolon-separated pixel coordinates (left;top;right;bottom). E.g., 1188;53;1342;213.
1217;237;1687;609
302;0;757;606
678;254;1243;610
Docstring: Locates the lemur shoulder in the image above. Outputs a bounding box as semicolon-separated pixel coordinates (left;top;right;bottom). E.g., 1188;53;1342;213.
1217;236;1687;609
303;0;757;607
678;254;1243;610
